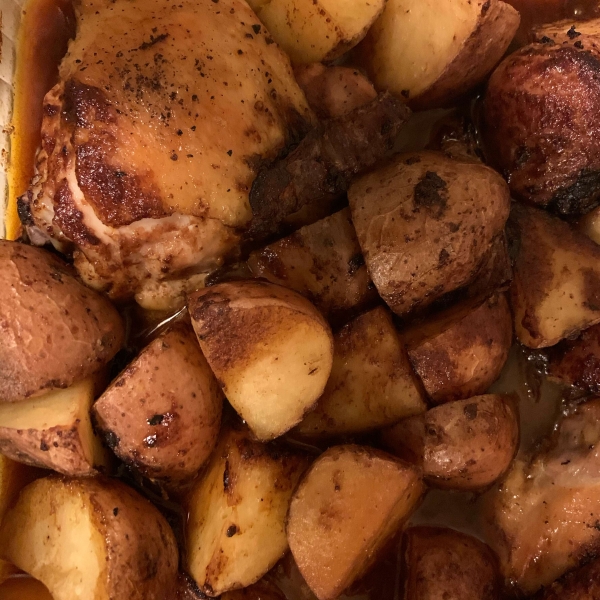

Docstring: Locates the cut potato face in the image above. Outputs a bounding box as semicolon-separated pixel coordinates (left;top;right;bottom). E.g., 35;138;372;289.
287;445;424;600
383;394;519;491
485;398;600;594
0;476;178;600
250;0;385;64
358;0;519;109
188;280;334;441
403;293;513;404
247;208;377;322
0;241;124;402
185;426;309;596
509;205;600;348
0;378;110;476
402;527;500;600
294;306;427;437
93;323;223;482
348;151;511;317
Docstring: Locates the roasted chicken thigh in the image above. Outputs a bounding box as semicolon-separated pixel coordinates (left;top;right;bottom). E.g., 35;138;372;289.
22;0;314;308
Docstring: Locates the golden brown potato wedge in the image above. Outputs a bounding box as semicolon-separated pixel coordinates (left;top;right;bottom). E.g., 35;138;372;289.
509;205;600;348
287;445;424;600
188;280;333;441
402;294;513;404
485;398;600;595
401;527;500;600
0;241;124;402
293;64;377;118
0;476;178;600
294;306;427;437
348;151;511;317
250;0;386;64
185;426;309;596
358;0;519;109
247;209;377;322
0;378;111;476
93;323;222;482
483;42;600;214
383;394;519;491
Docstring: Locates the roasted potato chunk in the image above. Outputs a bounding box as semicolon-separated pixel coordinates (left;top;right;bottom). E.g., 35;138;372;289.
402;527;500;600
348;151;511;317
0;241;124;402
294;307;427;437
485;398;600;594
247;209;376;322
287;445;424;600
249;0;385;64
483;41;600;214
403;294;513;404
509;204;600;348
358;0;519;109
0;378;111;476
185;426;308;596
0;476;178;600
293;64;377;119
188;280;333;441
93;323;222;482
383;395;519;491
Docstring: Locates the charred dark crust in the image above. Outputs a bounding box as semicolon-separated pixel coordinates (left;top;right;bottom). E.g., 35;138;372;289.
244;93;411;247
547;168;600;216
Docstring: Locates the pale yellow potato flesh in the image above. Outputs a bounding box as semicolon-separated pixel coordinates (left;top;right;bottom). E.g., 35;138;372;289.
253;0;385;64
185;426;308;596
188;280;334;441
0;378;110;476
295;306;426;437
287;445;424;600
510;205;600;348
358;0;519;108
0;477;178;600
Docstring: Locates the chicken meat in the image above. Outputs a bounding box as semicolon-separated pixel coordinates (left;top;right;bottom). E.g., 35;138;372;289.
21;0;315;309
21;0;412;310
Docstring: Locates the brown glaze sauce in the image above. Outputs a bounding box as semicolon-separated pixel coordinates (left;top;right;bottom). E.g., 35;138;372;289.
5;0;75;240
6;0;597;598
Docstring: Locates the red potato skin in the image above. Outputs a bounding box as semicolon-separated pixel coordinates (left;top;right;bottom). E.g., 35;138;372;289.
93;323;223;482
383;395;520;491
293;64;377;119
0;240;124;402
405;294;513;404
402;526;500;600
